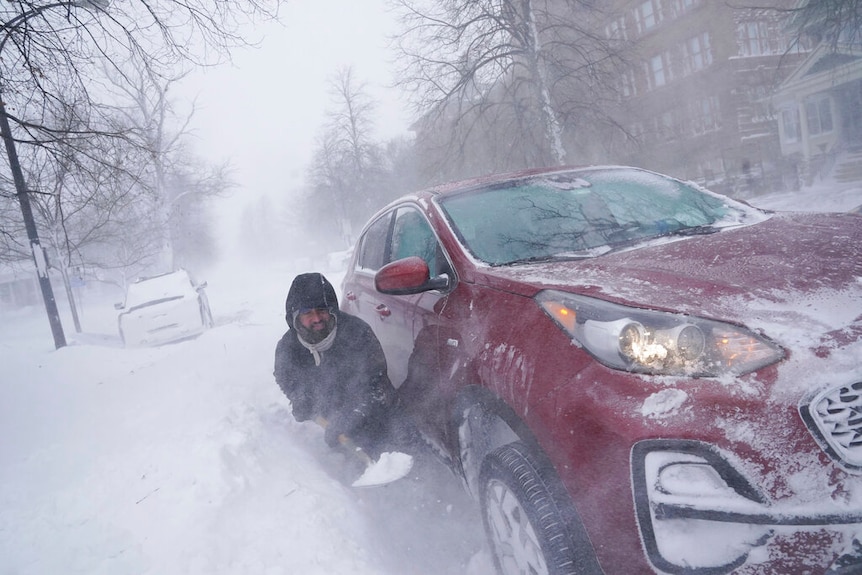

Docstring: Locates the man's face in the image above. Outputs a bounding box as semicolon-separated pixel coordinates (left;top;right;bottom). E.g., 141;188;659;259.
298;308;332;332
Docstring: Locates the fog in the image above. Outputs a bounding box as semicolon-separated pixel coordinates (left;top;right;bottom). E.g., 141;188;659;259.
3;1;862;573
1;178;858;574
0;263;495;574
174;0;410;255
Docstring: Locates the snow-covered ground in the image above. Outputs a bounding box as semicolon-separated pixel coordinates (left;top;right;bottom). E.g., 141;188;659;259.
0;177;858;575
0;263;492;575
748;176;861;213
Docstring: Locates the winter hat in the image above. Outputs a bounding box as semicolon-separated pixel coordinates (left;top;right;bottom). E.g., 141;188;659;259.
285;272;339;329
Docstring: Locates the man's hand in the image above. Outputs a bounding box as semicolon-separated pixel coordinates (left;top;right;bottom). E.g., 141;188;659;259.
324;422;344;448
323;409;366;447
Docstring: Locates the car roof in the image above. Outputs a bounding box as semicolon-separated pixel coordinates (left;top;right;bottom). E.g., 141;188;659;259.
125;269;195;306
132;269;191;284
404;165;674;203
418;165;591;198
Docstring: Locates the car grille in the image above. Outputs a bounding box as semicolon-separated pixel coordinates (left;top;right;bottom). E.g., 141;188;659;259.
802;381;862;473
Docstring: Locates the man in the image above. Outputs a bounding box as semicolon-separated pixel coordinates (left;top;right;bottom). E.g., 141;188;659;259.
274;272;397;459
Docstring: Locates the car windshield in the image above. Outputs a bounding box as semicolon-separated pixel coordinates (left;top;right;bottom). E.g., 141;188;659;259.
125;271;194;308
438;167;762;266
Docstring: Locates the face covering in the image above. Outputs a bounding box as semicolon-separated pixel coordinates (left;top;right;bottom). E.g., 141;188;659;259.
296;314;337;366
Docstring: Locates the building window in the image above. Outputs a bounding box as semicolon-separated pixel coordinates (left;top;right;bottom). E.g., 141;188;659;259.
669;0;699;17
620;68;637;98
781;108;800;143
646;52;671;90
659;110;677;141
805;96;833;135
649;55;664;88
605;16;627;41
739;21;767;56
634;0;662;35
682;33;712;74
737;20;788;56
692;96;721;134
697;157;724;183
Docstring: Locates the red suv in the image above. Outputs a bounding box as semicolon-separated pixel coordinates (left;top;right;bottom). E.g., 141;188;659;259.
340;166;862;574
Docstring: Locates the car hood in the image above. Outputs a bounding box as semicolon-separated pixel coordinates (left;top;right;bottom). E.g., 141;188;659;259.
481;212;862;350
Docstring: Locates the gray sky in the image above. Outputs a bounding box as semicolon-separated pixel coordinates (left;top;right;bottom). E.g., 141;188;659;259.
178;0;409;233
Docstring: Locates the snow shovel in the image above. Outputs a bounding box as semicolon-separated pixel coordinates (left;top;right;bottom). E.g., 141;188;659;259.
315;417;414;488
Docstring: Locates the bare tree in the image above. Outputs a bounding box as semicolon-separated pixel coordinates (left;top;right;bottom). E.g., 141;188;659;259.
106;67;232;273
0;1;283;163
0;56;232;333
27;131;153;331
391;0;625;179
0;0;284;347
306;66;386;248
107;69;191;272
767;0;862;51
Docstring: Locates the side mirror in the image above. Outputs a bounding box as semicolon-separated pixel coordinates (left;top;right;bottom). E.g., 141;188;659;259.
114;302;124;310
375;256;450;295
195;280;208;291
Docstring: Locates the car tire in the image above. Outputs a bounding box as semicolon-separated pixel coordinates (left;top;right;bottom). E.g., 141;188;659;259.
479;442;601;575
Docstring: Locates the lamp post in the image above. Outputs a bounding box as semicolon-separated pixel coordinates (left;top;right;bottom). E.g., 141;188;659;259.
1;1;107;349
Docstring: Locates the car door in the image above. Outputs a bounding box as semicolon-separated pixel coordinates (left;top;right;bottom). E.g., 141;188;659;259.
343;206;422;389
387;208;462;453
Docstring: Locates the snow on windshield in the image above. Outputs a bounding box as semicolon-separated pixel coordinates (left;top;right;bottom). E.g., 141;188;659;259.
125;270;195;308
440;167;765;266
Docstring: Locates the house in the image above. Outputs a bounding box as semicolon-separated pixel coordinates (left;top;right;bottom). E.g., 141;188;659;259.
771;42;862;185
599;0;810;197
0;259;40;314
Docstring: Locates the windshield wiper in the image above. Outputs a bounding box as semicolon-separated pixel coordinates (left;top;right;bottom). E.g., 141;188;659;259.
504;246;612;266
666;224;721;237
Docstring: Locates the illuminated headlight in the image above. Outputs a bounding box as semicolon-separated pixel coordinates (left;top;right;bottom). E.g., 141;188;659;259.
537;291;783;376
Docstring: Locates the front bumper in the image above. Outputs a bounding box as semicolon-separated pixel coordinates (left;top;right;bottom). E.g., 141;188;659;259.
631;439;862;574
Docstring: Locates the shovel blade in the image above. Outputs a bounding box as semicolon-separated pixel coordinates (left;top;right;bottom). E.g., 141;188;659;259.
351;451;414;487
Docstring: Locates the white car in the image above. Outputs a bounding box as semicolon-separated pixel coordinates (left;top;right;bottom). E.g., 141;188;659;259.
116;269;213;347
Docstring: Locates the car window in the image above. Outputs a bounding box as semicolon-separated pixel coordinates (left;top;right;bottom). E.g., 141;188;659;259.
357;205;451;278
356;213;392;271
391;208;439;271
392;207;455;278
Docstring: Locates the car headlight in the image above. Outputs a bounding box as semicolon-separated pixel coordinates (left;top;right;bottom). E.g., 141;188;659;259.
536;291;783;376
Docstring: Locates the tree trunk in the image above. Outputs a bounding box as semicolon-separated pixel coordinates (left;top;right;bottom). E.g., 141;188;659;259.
522;0;567;165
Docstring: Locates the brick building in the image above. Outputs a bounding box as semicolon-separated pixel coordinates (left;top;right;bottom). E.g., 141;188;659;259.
598;0;810;197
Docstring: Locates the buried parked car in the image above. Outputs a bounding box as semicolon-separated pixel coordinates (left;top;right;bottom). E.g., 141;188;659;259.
341;165;862;574
116;269;213;347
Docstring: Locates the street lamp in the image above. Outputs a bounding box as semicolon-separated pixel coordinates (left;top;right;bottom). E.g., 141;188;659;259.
0;0;107;349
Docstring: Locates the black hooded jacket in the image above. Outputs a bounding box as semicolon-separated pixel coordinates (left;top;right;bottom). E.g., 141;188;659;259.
274;273;395;444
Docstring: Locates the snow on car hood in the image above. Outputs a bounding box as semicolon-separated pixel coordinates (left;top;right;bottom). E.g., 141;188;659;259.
481;211;862;536
487;211;862;359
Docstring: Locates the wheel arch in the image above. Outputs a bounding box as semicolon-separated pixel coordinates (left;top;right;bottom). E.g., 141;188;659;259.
452;384;555;498
454;385;605;574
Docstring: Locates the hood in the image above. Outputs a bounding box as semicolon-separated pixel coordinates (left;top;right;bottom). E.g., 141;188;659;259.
284;273;339;329
486;212;862;342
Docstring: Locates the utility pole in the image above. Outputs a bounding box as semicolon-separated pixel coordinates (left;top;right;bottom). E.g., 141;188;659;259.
0;99;66;348
0;0;108;349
